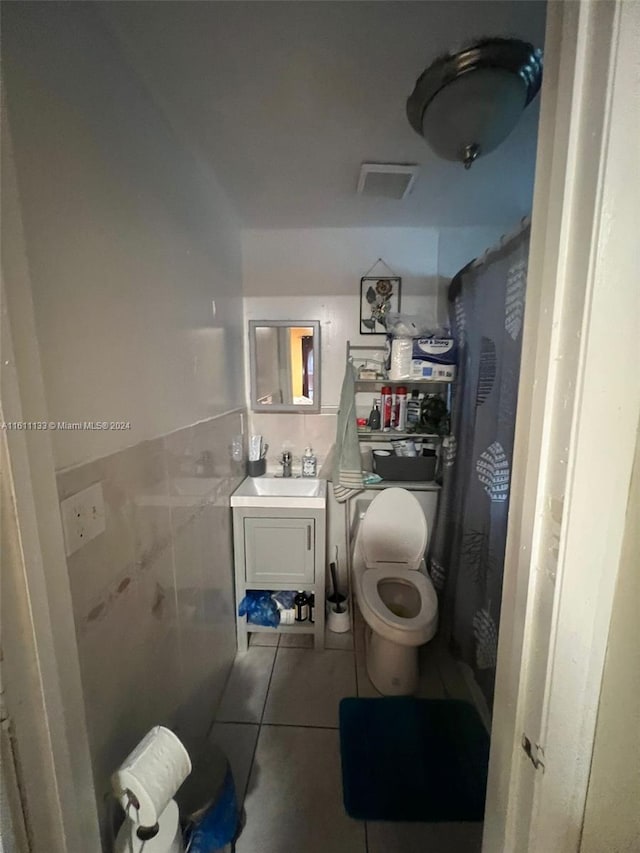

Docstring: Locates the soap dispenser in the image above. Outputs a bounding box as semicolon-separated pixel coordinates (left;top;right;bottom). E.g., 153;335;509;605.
302;447;317;478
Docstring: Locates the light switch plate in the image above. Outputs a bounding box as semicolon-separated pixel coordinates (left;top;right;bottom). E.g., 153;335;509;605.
60;482;106;556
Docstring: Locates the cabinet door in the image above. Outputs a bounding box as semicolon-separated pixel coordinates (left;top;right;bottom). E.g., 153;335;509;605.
243;517;315;585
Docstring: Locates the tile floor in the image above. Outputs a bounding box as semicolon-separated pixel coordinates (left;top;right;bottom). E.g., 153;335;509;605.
211;610;484;853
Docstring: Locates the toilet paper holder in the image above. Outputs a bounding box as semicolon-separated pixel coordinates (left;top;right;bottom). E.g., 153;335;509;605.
112;726;191;831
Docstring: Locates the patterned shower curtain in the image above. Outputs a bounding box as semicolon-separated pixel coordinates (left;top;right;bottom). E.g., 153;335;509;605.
429;222;530;711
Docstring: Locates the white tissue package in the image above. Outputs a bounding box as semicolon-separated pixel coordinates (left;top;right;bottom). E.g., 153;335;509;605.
388;336;457;381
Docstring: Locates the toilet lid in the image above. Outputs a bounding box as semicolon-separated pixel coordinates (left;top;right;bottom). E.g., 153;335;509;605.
361;568;438;632
361;488;428;569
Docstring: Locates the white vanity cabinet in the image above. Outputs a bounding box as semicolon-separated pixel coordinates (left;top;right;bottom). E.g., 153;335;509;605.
243;516;316;586
231;479;326;652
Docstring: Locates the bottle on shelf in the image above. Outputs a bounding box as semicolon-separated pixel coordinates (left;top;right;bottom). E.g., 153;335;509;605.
381;385;393;431
367;399;381;430
407;390;422;426
301;447;317;478
308;593;315;624
394;386;408;431
294;590;309;622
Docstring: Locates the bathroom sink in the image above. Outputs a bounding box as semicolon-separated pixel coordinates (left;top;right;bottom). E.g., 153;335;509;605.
230;476;326;508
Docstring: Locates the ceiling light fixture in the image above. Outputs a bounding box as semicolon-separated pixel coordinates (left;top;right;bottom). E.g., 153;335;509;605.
407;38;543;169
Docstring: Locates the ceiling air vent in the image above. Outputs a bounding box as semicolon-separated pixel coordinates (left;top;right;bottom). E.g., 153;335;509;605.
357;163;419;200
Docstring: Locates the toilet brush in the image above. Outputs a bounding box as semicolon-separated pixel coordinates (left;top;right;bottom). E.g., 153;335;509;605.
327;560;350;633
329;562;344;614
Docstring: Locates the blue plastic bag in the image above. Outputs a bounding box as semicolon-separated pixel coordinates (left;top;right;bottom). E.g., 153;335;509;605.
238;591;280;627
186;766;238;853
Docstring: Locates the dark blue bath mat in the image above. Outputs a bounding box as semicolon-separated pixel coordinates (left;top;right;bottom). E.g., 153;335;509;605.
339;697;489;822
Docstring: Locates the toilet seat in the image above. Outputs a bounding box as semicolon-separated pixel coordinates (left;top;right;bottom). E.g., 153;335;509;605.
361;488;428;569
361;568;438;634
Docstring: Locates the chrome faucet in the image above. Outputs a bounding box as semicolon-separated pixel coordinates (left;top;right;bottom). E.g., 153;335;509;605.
280;450;292;478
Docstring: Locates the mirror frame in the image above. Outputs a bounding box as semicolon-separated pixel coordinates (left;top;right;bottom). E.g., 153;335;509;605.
248;320;321;414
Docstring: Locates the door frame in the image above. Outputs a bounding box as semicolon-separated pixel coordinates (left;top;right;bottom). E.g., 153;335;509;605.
484;1;640;850
2;2;637;851
1;106;102;851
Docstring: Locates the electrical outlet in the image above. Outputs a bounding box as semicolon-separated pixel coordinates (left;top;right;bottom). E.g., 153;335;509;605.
60;482;106;556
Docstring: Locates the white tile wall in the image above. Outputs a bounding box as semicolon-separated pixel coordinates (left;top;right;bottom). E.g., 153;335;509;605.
56;410;245;836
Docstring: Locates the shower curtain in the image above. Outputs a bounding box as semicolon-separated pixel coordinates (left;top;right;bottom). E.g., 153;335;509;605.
429;222;530;711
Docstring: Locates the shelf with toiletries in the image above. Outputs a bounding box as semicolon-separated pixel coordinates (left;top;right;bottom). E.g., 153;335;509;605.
354;377;454;387
347;333;454;488
347;337;457;385
347;338;455;445
358;389;451;439
356;429;443;441
238;586;318;638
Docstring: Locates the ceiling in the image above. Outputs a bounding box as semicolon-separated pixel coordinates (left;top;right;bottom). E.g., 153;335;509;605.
102;1;547;229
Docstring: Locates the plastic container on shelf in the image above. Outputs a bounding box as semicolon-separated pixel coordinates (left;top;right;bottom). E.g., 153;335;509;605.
372;451;437;482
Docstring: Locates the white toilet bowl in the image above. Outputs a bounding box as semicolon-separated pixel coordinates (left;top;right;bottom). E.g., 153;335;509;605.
352;488;438;695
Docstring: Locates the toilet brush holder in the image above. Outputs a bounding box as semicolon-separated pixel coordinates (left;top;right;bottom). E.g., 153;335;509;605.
326;597;350;633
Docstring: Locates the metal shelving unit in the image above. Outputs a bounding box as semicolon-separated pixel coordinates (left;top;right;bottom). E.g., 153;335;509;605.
347;339;455;438
347;340;455;382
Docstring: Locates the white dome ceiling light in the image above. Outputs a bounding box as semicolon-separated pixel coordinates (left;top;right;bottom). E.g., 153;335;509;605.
407;38;543;170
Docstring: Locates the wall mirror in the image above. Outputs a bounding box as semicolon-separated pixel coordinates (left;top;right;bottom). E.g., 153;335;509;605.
249;320;321;413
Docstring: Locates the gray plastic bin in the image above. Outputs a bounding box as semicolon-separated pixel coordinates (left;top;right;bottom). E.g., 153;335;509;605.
372;452;436;482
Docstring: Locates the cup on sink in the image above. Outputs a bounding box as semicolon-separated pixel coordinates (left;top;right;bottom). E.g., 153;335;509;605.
246;458;266;477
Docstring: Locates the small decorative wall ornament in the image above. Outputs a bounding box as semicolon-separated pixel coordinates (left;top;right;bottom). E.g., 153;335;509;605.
359;259;401;335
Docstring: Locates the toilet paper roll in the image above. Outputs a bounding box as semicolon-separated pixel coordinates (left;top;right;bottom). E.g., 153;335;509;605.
389;338;413;380
115;799;184;853
112;727;191;828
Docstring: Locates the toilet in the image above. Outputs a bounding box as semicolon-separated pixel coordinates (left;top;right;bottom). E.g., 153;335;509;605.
351;488;438;695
